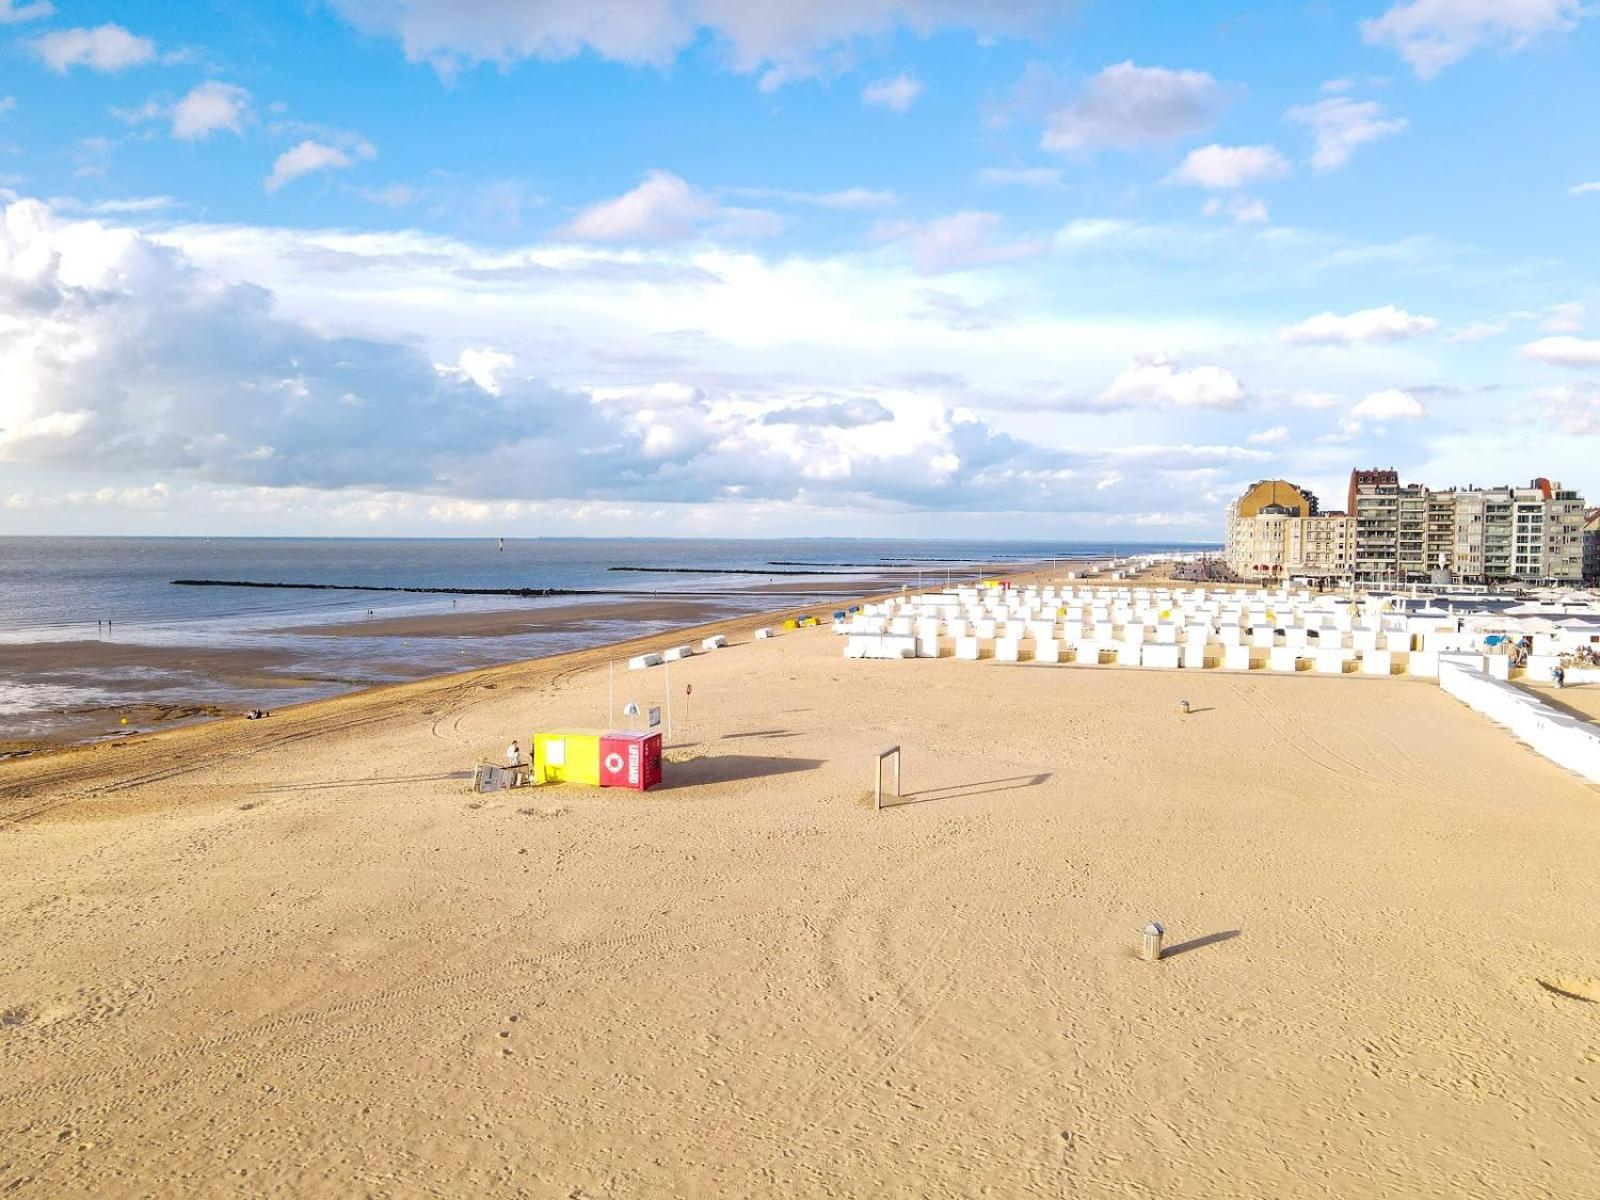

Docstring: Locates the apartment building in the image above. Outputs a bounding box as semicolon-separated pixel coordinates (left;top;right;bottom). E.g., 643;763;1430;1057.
1298;513;1355;576
1351;480;1414;583
1349;472;1587;585
1584;508;1600;584
1227;471;1590;587
1224;479;1350;581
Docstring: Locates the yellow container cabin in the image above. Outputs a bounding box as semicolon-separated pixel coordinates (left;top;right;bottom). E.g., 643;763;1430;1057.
531;730;603;786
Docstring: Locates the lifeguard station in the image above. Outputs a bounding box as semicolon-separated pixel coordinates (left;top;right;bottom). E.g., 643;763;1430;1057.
530;729;662;791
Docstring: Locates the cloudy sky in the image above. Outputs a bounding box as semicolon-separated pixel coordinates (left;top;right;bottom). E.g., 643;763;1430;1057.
1;1;1597;538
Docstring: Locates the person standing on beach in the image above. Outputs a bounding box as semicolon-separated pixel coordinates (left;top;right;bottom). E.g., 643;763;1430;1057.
506;740;521;768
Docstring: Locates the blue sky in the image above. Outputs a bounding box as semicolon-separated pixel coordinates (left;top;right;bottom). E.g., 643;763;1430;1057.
2;0;1598;537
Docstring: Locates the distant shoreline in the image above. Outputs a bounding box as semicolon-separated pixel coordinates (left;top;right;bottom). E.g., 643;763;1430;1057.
1;560;1068;761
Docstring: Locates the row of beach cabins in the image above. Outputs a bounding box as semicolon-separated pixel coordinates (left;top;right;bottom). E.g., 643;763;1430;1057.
840;580;1600;784
836;582;1600;685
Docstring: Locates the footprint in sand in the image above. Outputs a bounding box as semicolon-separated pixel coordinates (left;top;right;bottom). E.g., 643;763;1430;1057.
1;982;151;1033
2;1003;38;1028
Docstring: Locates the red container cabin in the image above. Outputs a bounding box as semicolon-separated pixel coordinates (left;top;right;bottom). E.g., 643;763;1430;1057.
599;731;663;791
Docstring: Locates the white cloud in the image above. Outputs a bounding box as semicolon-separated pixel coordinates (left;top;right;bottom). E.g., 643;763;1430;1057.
0;97;15;117
564;170;708;241
1361;0;1586;80
109;97;165;126
728;185;899;210
30;24;156;72
1289;389;1341;409
1247;424;1289;444
267;139;376;192
1443;319;1510;343
871;210;1044;274
809;187;897;211
862;73;923;112
357;183;419;207
53;195;177;214
0;0;53;24
1541;383;1600;434
1280;305;1437;345
1202;194;1269;224
976;166;1065;189
1166;144;1291;189
1520;336;1600;367
1042;62;1225;154
1571;181;1600;195
327;0;1045;82
1321;77;1354;94
1543;301;1585;333
1098;355;1244;410
1053;216;1149;248
447;348;515;396
1351;388;1425;420
0;196;1368;531
562;170;782;243
172;82;251;140
1285;97;1406;171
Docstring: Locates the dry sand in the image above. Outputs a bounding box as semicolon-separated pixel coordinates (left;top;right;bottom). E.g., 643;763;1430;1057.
3;599;1599;1197
287;598;729;640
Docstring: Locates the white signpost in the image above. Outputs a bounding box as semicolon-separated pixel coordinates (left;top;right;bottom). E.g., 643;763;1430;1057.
875;746;902;812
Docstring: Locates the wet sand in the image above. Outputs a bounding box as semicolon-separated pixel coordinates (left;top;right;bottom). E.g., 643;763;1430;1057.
0;641;350;757
1;565;1051;754
0;595;851;755
2;579;1598;1196
287;598;743;639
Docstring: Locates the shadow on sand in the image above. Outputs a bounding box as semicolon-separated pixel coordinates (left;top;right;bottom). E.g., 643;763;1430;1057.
658;754;825;789
1161;930;1242;959
885;772;1053;808
249;770;475;795
1522;689;1600;728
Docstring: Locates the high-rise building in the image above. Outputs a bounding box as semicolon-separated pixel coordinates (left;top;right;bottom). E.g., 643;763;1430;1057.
1349;474;1587;585
1351;478;1424;583
1584;507;1600;585
1347;467;1398;516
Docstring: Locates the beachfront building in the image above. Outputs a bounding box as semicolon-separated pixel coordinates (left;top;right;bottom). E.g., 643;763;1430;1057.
1349;471;1587;585
1224;479;1351;583
1352;479;1427;584
1347;467;1399;515
1227;470;1589;587
1583;507;1600;584
1289;512;1355;581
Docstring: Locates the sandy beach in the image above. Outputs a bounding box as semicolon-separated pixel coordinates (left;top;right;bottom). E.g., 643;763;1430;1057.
3;587;1599;1197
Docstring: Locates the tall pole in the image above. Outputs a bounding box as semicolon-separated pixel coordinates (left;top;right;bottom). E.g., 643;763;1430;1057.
664;657;673;739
